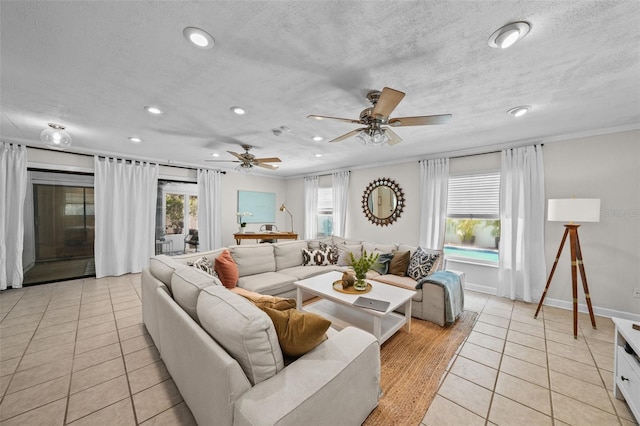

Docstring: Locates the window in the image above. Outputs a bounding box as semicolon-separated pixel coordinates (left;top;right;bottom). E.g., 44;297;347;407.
444;172;500;263
165;193;185;235
316;186;333;238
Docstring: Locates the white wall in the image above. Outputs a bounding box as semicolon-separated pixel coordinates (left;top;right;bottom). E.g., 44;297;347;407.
543;130;640;318
285;130;639;318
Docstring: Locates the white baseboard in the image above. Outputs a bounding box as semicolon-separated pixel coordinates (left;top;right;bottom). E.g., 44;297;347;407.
465;282;497;295
543;297;640;322
464;284;639;322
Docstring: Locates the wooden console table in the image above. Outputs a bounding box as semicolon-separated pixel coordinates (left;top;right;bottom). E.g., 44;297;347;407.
233;232;298;245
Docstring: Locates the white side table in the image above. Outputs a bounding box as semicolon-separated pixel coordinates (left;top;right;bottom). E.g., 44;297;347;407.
612;317;639;422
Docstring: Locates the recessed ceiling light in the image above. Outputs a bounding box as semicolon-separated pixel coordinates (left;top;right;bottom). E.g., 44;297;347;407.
314;153;323;158
488;22;531;49
183;27;215;49
230;106;246;115
144;105;164;115
312;136;323;142
211;153;220;157
128;137;142;143
508;105;532;117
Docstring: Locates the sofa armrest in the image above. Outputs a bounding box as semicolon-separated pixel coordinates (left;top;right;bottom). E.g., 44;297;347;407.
233;327;380;426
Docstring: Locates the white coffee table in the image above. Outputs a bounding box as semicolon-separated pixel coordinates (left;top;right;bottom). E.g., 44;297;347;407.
295;270;416;344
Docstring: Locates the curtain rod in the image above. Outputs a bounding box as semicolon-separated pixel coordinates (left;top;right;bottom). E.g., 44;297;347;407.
420;143;544;161
26;146;226;173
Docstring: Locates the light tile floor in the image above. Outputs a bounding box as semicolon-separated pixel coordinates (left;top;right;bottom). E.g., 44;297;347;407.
0;275;636;425
422;291;638;426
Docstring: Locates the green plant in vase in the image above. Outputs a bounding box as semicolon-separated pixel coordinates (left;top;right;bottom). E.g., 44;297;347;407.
348;251;379;291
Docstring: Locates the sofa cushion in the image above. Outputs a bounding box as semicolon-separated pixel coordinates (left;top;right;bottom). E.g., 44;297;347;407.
277;265;344;280
238;272;297;295
319;242;339;264
171;266;221;323
231;287;297;311
307;238;333;251
362;241;398;255
397;244;418;257
214;249;239;289
337;244;362;266
332;236;361;245
230;244;276;277
371;274;418;291
273;240;308;270
388;250;410;276
407;247;442;280
197;286;284;386
149;255;183;290
302;249;330;266
259;307;331;357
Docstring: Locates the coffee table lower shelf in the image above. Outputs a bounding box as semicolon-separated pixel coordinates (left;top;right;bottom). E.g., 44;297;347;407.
303;298;408;344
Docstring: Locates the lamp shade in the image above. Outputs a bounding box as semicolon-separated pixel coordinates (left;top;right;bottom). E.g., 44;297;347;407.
547;198;601;223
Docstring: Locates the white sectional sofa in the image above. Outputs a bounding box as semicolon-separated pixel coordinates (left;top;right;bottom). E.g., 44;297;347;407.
141;237;464;425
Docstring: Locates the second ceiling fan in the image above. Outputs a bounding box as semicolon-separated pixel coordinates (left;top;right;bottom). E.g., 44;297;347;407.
307;87;452;145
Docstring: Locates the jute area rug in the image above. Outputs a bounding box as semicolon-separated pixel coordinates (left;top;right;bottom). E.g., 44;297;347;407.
363;310;478;426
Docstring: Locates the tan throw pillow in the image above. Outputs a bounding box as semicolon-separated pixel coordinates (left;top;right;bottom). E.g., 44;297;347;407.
230;287;297;311
259;307;331;357
388;250;410;277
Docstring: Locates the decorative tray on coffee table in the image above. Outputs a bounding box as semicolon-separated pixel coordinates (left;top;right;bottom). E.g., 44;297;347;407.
332;280;372;294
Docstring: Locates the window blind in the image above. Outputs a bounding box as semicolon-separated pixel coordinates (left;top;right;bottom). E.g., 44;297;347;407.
447;172;500;218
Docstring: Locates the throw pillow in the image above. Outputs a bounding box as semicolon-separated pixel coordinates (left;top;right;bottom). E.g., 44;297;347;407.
214;249;239;289
388;250;410;277
189;256;218;278
319;242;339;265
407;247;441;281
371;252;394;275
302;249;330;266
231;287;297;311
259;307;331;357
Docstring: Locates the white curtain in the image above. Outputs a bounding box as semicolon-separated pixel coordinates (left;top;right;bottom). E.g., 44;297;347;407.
303;176;318;240
419;158;449;250
0;143;28;290
498;145;546;302
332;171;350;237
94;157;158;278
198;169;222;251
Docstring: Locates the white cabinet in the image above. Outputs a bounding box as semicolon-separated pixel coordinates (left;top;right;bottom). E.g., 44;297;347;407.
613;317;640;422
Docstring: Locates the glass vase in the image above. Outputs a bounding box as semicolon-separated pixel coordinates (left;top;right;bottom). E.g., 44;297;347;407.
353;277;368;291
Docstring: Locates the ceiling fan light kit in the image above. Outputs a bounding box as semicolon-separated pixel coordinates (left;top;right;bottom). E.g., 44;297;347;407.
488;21;530;49
40;123;72;149
308;87;452;146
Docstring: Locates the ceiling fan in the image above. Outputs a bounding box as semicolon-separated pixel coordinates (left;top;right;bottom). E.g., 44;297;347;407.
307;87;452;145
205;144;281;172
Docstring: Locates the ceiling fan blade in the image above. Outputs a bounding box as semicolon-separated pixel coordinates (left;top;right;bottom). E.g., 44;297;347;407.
227;150;245;160
255;162;279;170
384;128;403;146
329;128;368;143
307;115;362;124
372;87;405;118
388;114;452;127
254;157;282;163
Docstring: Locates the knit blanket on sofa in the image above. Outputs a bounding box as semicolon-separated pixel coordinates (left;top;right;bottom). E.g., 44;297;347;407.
417;271;464;324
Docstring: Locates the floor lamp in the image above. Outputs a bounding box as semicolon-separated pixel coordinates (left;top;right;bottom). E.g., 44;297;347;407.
534;198;600;338
279;203;294;233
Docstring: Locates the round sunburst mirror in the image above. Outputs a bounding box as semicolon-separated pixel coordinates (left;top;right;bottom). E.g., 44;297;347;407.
361;178;405;226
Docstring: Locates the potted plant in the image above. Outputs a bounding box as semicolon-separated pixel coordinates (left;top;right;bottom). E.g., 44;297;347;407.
236;211;252;233
348;251;379;291
456;219;480;245
485;219;501;248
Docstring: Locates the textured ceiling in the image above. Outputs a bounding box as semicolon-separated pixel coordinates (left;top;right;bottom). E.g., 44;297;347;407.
1;1;639;177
